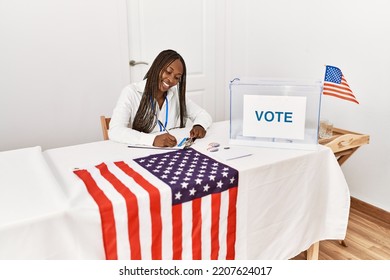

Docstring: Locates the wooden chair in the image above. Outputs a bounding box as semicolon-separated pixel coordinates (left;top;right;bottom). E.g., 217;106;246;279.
100;116;111;140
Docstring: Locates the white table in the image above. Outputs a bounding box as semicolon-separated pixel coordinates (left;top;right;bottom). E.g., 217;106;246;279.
0;121;350;259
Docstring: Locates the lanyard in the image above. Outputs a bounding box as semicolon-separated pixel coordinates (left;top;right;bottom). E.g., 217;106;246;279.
157;96;168;132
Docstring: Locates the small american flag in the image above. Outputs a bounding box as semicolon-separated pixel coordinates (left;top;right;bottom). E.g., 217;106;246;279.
323;65;359;104
73;148;238;260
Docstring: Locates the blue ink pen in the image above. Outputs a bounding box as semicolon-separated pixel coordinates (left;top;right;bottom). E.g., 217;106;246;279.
178;137;188;147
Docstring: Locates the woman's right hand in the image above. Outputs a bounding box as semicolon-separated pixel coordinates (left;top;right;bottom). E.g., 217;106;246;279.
153;133;177;147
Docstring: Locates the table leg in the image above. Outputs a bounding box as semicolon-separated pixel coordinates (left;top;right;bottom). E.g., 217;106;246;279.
306;242;319;260
338;240;348;247
336;147;359;166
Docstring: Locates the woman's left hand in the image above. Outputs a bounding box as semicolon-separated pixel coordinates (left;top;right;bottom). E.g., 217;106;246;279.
190;125;206;139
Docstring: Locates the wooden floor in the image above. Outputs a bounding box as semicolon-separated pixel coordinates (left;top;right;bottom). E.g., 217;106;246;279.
292;202;390;260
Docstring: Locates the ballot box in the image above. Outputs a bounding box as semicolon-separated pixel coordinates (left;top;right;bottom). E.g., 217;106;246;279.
229;77;322;150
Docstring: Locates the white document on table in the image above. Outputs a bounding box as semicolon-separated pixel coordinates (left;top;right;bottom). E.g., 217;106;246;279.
127;127;191;150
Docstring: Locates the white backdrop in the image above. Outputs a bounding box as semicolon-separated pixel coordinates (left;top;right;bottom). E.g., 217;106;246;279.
0;0;129;150
0;0;389;212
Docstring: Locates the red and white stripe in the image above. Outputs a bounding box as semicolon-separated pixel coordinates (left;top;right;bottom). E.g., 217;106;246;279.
323;76;359;104
74;160;237;260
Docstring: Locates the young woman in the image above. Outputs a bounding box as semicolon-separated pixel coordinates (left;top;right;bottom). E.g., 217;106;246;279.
108;49;212;147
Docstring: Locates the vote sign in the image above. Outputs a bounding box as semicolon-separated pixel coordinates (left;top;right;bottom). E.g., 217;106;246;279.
243;95;307;140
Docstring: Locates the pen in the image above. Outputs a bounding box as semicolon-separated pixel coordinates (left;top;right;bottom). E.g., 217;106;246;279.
177;137;188;147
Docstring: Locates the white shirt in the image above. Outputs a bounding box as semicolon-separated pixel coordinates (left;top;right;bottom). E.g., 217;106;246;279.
108;79;213;145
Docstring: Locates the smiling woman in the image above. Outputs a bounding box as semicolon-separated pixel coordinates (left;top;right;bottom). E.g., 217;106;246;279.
108;49;213;148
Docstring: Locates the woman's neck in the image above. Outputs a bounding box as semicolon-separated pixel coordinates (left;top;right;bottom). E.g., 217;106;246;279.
155;91;167;109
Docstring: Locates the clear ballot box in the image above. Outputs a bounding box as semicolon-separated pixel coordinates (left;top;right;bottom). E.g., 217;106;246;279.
229;78;322;150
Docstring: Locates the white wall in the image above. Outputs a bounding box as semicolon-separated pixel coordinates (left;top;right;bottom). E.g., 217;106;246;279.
224;0;390;211
0;0;130;151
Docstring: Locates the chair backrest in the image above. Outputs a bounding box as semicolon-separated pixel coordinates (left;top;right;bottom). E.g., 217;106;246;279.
100;116;111;140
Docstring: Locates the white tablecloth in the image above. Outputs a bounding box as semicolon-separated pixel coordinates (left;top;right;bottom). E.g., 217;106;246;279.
0;146;75;259
0;121;350;259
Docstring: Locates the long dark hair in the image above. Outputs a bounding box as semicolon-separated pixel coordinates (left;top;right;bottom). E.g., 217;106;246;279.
132;49;187;133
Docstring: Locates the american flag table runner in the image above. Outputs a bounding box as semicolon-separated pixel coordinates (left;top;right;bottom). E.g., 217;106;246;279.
73;148;239;260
